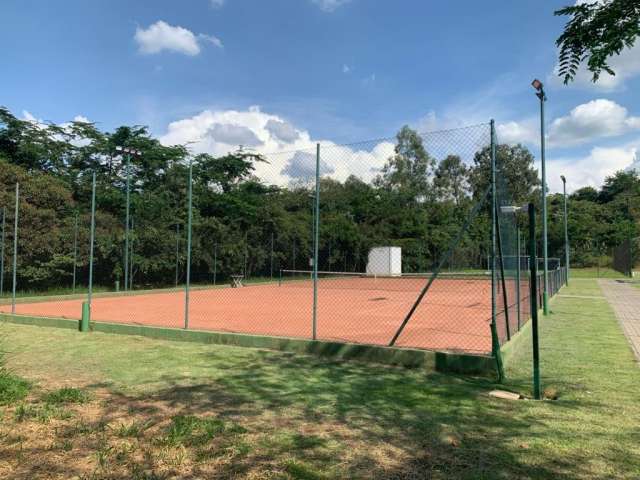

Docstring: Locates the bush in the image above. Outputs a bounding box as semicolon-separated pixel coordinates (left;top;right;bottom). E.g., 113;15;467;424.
43;387;90;405
0;372;31;406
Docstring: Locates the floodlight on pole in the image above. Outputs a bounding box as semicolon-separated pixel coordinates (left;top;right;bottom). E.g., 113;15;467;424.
532;77;549;315
531;78;543;92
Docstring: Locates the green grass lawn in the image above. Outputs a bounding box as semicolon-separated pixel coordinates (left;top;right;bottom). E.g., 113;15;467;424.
0;278;639;479
568;267;628;279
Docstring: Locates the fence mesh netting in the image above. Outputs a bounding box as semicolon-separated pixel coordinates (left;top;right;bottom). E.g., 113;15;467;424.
0;122;567;356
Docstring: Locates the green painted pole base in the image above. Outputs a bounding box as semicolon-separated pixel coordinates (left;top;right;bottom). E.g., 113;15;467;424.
80;302;90;332
543;292;550;315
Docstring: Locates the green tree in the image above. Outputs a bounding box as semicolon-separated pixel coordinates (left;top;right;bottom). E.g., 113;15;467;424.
375;126;435;196
469;144;539;204
598;170;640;203
433;155;469;206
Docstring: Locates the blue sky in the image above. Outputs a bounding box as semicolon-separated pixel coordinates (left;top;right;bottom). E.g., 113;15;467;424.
2;0;640;192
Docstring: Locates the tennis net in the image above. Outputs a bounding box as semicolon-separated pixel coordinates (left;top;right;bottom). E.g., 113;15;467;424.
278;269;492;293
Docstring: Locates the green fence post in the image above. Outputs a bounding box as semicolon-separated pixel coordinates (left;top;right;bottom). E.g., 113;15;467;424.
124;152;130;292
175;223;180;287
489;120;505;381
312;143;320;340
79;173;97;331
86;172;96;326
270;232;274;282
213;242;218;286
129;216;134;290
184;161;193;330
11;183;19;314
528;203;542;400
245;232;249;279
561;175;570;285
72;211;78;294
80;301;90;332
0;206;5;297
495;203;511;341
516;227;521;330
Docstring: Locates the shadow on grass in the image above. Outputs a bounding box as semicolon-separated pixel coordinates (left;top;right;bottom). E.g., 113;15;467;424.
3;303;638;479
60;350;612;478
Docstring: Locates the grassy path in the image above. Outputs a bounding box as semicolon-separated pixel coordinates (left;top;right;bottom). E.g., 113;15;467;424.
0;278;638;479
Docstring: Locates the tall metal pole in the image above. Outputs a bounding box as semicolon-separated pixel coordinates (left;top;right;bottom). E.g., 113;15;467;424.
129;216;134;290
489;120;504;381
0;207;5;297
312;143;321;340
270;232;274;281
528;202;542;400
534;82;550;315
124;153;130;292
184;161;193;330
11;184;19;314
516;226;521;330
244;231;248;279
561;175;570;285
292;240;296;270
88;172;96;309
175;223;180;287
72;211;78;293
213;242;217;286
627;197;633;278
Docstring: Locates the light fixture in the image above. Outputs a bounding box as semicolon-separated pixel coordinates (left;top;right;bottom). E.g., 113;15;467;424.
560;175;566;183
500;205;523;214
531;78;543;91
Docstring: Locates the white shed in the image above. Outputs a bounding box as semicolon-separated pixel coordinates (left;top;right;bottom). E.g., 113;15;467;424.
366;247;402;276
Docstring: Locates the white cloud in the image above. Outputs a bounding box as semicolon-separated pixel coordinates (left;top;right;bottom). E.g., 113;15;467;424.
282;151;335;180
549;99;640;147
22;111;92;146
207;123;261;146
265;119;300;143
199;33;224;49
549;145;638;193
342;64;351;74
495;99;640;149
159;106;394;185
210;0;225;7
311;0;351;12
497;119;539;145
134;21;222;56
22;110;42;124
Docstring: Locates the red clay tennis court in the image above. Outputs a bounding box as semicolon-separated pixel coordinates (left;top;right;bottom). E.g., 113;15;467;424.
0;272;497;355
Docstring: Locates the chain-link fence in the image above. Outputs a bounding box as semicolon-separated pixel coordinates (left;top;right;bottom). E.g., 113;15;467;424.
0;121;567;360
613;238;638;277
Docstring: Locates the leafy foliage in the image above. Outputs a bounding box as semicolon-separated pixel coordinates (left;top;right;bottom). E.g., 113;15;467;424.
555;0;640;84
0;106;636;289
